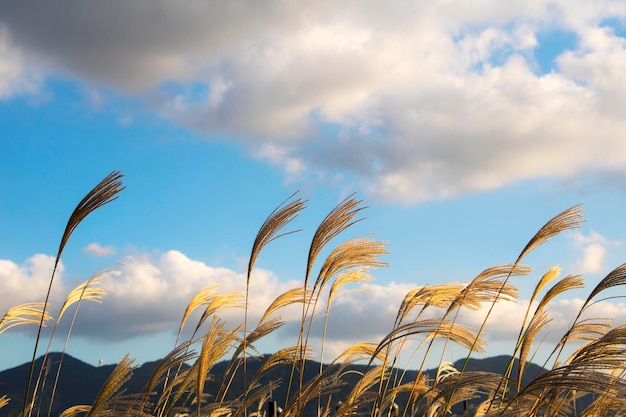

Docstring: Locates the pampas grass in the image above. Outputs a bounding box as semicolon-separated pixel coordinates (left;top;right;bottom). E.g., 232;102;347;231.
4;172;626;417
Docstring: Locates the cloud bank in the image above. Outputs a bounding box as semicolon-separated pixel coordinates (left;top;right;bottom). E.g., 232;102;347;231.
3;245;626;364
1;1;626;203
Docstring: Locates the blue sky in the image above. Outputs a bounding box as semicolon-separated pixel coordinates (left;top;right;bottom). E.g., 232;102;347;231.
2;1;626;372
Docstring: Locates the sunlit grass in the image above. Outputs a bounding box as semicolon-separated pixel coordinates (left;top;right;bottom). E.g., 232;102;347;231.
3;171;626;417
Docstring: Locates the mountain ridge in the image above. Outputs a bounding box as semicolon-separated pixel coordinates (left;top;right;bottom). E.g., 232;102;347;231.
0;353;547;417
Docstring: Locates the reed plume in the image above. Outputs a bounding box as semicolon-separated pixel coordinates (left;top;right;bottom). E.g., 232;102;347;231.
23;171;124;417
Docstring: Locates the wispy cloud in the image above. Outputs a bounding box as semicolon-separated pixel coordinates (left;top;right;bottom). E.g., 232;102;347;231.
2;2;626;203
82;242;117;257
0;26;41;98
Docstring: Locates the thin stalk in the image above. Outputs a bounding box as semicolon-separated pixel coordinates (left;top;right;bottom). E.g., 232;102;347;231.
21;171;124;417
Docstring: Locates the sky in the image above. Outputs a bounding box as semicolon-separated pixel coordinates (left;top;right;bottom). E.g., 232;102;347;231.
2;1;626;373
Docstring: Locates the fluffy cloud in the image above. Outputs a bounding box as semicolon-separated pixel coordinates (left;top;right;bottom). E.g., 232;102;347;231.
82;242;117;257
3;1;626;202
0;254;66;311
568;230;620;274
4;249;626;366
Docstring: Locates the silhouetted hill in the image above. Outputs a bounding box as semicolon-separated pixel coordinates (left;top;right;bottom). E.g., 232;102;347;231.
0;353;548;417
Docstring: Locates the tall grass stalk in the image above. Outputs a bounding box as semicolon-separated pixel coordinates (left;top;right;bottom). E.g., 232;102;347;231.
8;179;626;416
22;171;124;417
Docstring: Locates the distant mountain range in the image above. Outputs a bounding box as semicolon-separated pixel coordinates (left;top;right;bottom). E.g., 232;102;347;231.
0;353;548;417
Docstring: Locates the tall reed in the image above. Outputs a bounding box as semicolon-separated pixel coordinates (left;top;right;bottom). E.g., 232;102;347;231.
4;175;626;417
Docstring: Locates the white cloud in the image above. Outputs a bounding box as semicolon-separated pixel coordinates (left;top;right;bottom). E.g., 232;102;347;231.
0;254;66;314
0;26;40;99
576;243;606;274
82;242;117;257
70;250;304;341
568;230;620;274
4;249;626;366
3;1;626;202
256;144;306;179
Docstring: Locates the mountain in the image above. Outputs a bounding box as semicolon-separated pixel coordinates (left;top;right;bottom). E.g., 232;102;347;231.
0;353;546;417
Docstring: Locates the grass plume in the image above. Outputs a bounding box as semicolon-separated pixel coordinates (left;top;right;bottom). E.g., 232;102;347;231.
6;181;626;417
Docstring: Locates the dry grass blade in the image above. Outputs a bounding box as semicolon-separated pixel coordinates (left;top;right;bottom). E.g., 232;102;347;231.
196;318;239;403
435;265;526;381
281;371;343;417
305;194;365;283
193;290;244;337
564;317;613;345
59;405;92;417
515;204;584;264
475;264;532;283
105;393;153;416
435;362;459;384
35;273;110;417
392;376;431;417
486;267;561;403
529;266;562;306
391;377;431;397
333;343;387;366
142;340;197;406
335;366;385;417
58;275;106;321
515;273;584;375
328;269;374;306
579;393;626;416
568;324;626;366
432;371;503;414
520;331;626;415
585;262;626;303
58;171;126;260
89;355;136;416
207;406;234;417
313;237;388;372
448;277;519;313
458;206;583;395
244;192;305;413
396;283;467;326
24;171;124;417
518;309;551;387
510;369;626;415
289;196;372;411
159;363;199;416
536;274;584;314
321;270;375;371
0;395;9;409
447;264;529;314
0;303;52;334
258;287;310;325
197;332;216;414
177;285;219;337
249;346;310;389
232;381;279;417
551;264;626;364
255;346;304;376
433;322;486;353
372;319;486;361
164;287;221;412
247;192;306;280
193;322;241;415
315;237;388;292
216;322;286;404
494;274;597;415
233;318;283;361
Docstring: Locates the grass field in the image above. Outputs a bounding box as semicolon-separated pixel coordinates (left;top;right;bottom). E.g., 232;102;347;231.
3;171;626;417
